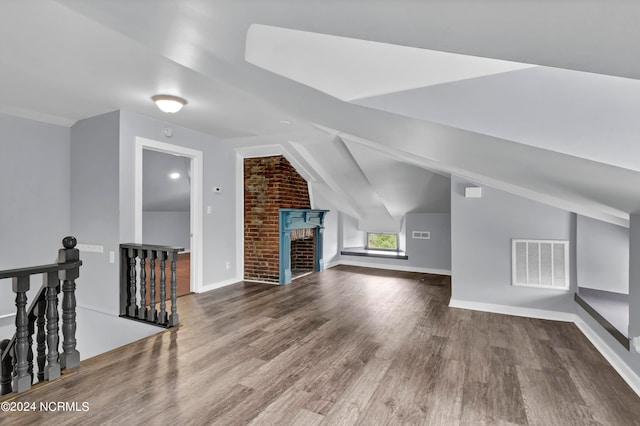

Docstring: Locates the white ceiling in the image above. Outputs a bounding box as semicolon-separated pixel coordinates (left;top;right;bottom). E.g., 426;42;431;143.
143;150;190;212
2;1;640;230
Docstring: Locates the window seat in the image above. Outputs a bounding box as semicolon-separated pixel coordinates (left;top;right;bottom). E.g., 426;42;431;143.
340;247;408;260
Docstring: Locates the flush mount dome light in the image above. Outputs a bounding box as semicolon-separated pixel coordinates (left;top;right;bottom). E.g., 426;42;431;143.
152;94;187;113
169;172;181;179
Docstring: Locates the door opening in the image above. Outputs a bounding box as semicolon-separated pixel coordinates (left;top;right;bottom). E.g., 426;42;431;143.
134;137;204;294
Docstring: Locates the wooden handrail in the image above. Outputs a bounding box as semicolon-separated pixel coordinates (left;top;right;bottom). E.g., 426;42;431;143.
0;236;82;395
120;243;185;251
0;260;82;280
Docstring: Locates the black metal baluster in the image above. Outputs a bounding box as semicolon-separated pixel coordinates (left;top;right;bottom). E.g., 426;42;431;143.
158;251;167;325
128;248;138;317
138;250;147;320
35;298;46;382
0;339;12;395
44;272;60;381
59;236;80;370
12;275;31;393
27;315;34;383
148;252;157;322
168;250;179;327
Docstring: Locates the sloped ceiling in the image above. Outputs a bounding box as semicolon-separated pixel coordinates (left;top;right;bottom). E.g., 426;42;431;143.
2;1;640;230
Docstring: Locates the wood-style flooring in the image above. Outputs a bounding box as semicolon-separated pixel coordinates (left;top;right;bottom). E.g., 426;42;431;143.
3;265;640;425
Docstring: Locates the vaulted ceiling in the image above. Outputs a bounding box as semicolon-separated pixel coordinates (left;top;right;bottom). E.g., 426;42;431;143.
2;1;640;230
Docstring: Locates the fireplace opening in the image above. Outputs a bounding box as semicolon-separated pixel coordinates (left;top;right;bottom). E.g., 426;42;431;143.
291;230;315;280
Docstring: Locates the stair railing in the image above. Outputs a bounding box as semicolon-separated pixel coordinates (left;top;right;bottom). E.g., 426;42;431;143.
119;243;184;328
0;236;81;395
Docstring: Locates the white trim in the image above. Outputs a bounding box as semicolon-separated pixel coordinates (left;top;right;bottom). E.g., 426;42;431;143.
448;299;576;322
448;298;640;398
336;259;451;276
235;152;245;281
324;261;341;270
574;315;640;397
243;279;281;285
200;277;242;293
134;137;204;294
308;181;315;209
0;313;16;320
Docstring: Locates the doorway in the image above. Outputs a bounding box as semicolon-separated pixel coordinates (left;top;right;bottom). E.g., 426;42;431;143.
134;137;204;294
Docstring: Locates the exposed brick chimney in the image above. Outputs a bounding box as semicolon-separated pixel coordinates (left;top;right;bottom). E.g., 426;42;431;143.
244;156;311;282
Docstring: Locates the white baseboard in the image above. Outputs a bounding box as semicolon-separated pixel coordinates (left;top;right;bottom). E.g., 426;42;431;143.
574;312;640;397
448;299;576;322
334;260;451;276
324;261;341;270
450;298;640;398
243;279;280;285
199;277;241;293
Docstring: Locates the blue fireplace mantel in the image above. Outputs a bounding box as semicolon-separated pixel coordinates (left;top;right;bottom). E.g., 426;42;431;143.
279;209;329;284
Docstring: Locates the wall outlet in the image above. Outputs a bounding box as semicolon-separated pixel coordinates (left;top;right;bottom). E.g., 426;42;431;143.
225;261;231;270
109;251;115;264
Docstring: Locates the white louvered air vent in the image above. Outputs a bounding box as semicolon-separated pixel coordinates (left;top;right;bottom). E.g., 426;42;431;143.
412;231;431;240
512;239;569;290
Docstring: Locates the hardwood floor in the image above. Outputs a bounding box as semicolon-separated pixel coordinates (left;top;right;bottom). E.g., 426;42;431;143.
3;266;640;425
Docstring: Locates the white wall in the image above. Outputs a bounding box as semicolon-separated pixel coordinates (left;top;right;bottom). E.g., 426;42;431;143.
143;211;190;249
0;113;71;317
577;215;629;294
311;189;339;266
450;175;576;313
341;213;366;248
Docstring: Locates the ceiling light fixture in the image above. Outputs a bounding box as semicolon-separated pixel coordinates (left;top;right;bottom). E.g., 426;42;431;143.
152;94;187;113
169;172;181;179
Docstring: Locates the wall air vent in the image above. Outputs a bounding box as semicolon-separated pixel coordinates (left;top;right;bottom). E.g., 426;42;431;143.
512;239;569;290
412;231;431;240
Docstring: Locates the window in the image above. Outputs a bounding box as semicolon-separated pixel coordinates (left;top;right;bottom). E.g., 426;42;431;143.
367;233;398;251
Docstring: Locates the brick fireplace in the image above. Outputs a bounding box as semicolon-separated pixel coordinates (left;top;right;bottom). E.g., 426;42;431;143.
244;155;311;283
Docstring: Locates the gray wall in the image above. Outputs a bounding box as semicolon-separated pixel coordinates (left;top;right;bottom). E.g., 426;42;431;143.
629;214;640;342
450;175;576;313
0;113;71;317
577;215;629;294
405;212;451;271
142;211;190;249
119;110;237;288
336;211;452;273
70;111;121;315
